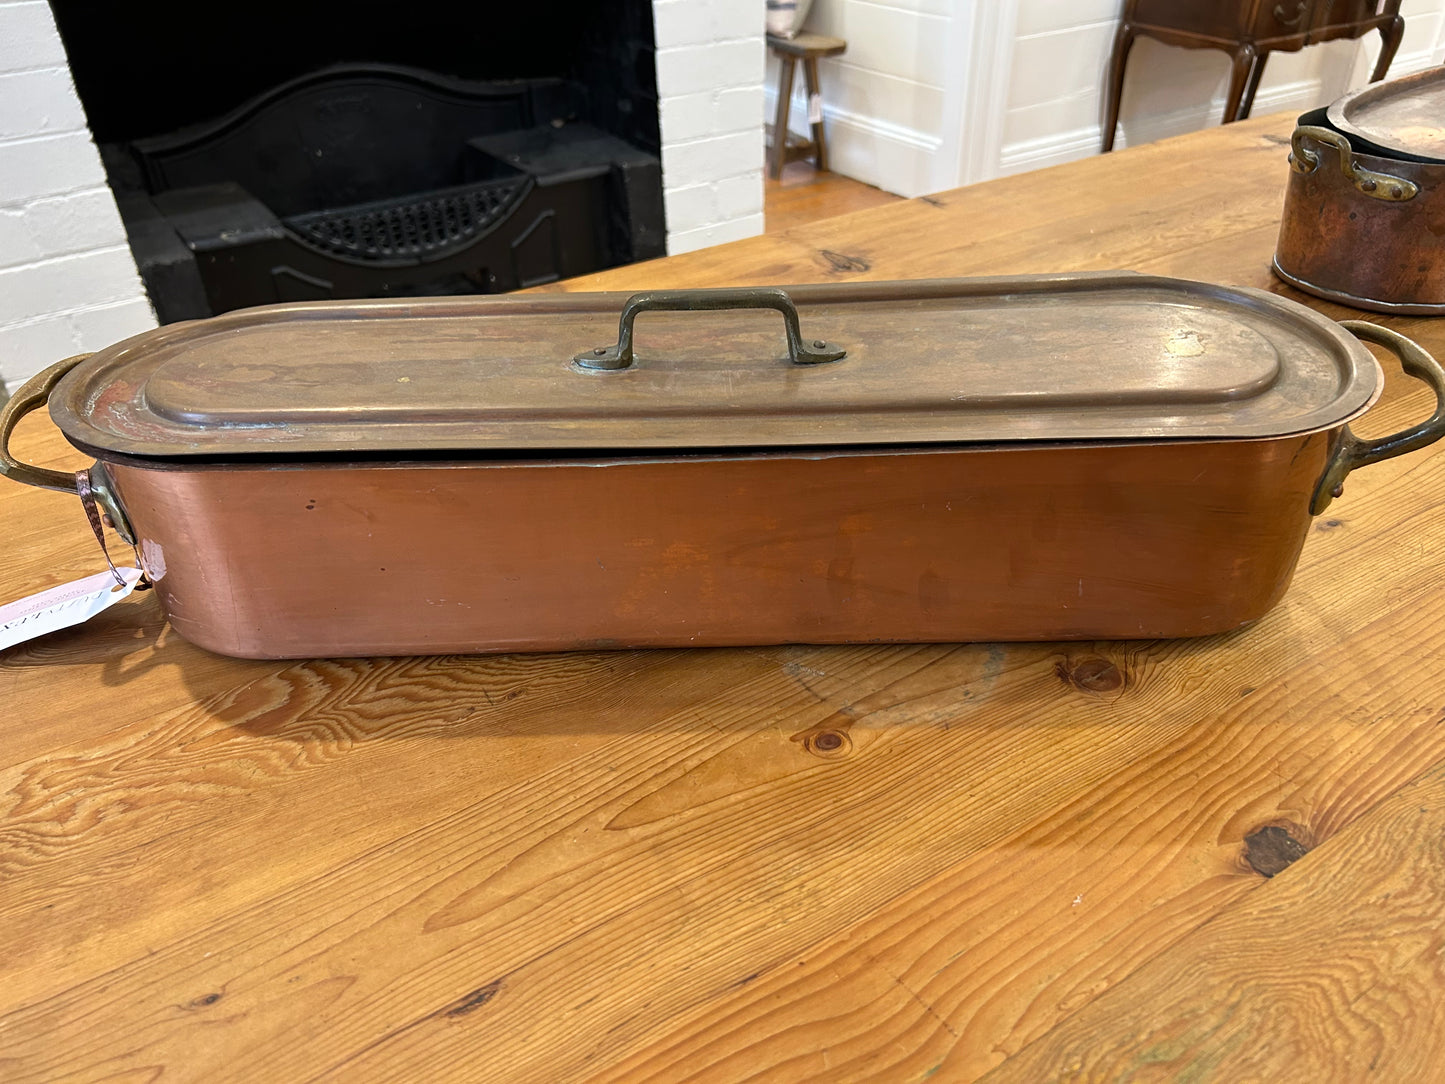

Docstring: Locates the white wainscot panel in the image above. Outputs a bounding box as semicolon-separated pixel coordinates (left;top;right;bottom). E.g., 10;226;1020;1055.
811;0;950;87
1007;22;1117;112
1015;0;1122;38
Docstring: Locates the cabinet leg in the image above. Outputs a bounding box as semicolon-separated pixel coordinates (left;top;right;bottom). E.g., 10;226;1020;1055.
1101;23;1137;152
1372;15;1404;82
1239;51;1268;120
1223;44;1257;124
770;54;796;180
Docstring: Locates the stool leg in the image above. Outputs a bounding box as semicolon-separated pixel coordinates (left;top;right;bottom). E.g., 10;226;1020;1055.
770;54;796;180
803;55;827;173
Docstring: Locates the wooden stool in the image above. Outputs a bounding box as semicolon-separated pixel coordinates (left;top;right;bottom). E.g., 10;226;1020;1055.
766;32;846;179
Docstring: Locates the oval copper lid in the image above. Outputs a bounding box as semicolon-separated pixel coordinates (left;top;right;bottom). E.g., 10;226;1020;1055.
53;274;1378;459
1326;65;1445;163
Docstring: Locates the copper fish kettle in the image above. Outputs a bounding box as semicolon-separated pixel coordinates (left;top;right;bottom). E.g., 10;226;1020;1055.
3;275;1443;658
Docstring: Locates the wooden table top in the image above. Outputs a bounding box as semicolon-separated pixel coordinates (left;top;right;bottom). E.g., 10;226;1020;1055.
4;113;1445;1082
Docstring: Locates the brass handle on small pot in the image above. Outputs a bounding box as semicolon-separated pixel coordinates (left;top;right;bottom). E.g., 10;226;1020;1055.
1289;125;1418;202
1311;322;1445;515
573;287;847;371
0;354;92;494
0;353;136;543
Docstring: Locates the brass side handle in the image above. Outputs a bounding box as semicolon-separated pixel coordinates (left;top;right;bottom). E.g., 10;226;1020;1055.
1289;125;1418;202
573;287;847;371
1312;322;1445;514
0;353;136;543
0;354;92;494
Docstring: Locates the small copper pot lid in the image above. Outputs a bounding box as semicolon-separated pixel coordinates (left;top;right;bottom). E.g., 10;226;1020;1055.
1326;65;1445;164
51;274;1379;461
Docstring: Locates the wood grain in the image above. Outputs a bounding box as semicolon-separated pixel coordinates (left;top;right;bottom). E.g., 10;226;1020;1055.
980;761;1445;1083
3;112;1445;1081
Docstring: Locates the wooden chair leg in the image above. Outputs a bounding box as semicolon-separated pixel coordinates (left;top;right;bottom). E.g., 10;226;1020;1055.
1101;23;1137;153
770;54;796;180
802;56;827;173
1238;51;1268;120
1372;15;1405;82
1223;43;1257;124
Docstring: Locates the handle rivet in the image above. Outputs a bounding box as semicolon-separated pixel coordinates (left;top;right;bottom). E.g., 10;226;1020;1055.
1332;483;1344;498
1361;179;1377;192
1391;186;1403;198
594;347;606;355
813;340;826;348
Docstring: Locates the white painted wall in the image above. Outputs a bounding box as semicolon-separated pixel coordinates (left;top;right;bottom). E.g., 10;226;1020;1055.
769;0;1445;196
1002;0;1445;176
0;0;154;391
764;0;982;198
652;0;767;255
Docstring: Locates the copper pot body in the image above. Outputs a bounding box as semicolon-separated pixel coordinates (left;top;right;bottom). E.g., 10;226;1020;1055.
109;432;1335;659
1274;131;1445;314
11;276;1426;662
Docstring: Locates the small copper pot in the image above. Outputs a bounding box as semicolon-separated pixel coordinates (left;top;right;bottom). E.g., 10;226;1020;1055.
1274;68;1445;314
1274;125;1445;314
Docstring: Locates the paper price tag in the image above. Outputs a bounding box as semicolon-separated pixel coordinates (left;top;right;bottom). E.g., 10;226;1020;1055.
808;93;823;125
0;567;146;651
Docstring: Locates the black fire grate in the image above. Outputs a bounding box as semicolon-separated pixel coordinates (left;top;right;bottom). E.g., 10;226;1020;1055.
285;175;532;261
111;67;664;319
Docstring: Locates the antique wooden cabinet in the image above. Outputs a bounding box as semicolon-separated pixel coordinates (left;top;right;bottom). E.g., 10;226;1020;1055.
1103;0;1405;151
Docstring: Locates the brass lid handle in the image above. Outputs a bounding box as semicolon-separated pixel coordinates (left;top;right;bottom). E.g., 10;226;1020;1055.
574;287;847;371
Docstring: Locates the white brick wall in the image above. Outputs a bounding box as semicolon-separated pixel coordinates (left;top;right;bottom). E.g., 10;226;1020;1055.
652;0;766;255
0;0;154;392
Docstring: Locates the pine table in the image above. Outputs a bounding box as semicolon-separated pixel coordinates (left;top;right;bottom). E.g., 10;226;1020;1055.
3;112;1444;1081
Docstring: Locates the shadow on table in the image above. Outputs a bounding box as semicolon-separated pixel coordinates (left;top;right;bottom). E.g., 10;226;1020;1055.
121;615;1275;745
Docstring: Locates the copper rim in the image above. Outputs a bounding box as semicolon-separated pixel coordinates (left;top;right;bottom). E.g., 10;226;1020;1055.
1271;258;1445;317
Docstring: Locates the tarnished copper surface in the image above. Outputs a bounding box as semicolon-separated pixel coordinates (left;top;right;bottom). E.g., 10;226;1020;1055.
12;276;1442;659
51;275;1378;457
111;434;1333;659
1275;125;1445;313
1327;64;1445;161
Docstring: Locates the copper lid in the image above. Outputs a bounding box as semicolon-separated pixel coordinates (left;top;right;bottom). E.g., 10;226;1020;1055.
1327;65;1445;163
53;274;1378;460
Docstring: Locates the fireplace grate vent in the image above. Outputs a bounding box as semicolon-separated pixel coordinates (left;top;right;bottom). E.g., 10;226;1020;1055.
285;176;533;262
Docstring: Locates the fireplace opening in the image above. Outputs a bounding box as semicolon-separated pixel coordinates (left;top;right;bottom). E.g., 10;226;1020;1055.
50;1;665;323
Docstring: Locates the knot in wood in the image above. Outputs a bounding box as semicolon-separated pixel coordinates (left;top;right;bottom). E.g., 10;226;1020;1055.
1243;824;1313;877
802;728;853;759
1057;656;1125;693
